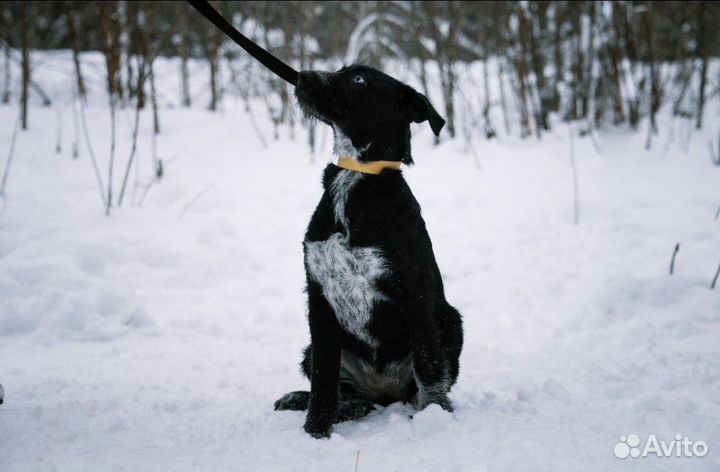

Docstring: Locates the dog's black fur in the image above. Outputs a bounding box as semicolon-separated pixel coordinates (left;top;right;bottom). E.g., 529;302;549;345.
274;65;463;438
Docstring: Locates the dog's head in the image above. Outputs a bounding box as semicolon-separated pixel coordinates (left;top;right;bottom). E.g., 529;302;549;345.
295;65;445;164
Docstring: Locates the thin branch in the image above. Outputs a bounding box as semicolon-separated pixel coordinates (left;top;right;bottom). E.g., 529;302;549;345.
118;59;147;206
71;90;80;158
226;59;268;149
710;136;720;166
54;94;62;154
669;243;680;275
0;38;52;107
137;156;177;207
136;178;157;207
711;259;720;290
568;121;580;225
105;93;117;216
152;123;162;178
132;121;141;204
78;93;107;206
178;184;214;220
0;105;21;206
29;80;52;107
117;97;141;206
588;126;601;155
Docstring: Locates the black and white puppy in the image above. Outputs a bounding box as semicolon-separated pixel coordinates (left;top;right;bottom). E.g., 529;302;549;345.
274;65;463;439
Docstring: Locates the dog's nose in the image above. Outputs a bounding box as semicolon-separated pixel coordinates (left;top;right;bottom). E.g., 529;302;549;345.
297;71;319;88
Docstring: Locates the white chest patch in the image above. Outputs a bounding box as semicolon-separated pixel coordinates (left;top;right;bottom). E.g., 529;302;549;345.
332;126;372;161
305;170;387;347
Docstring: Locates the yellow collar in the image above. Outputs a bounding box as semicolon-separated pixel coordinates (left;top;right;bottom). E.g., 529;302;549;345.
336;157;402;175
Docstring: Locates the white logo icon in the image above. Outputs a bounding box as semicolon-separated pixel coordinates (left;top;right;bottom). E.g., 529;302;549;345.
614;434;641;458
614;434;708;459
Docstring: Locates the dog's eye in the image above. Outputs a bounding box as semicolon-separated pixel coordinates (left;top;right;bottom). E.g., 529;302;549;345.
353;74;365;84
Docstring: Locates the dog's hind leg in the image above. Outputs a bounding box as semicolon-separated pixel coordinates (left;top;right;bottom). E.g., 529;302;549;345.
439;303;463;386
275;390;375;423
274;391;310;411
337;397;375;422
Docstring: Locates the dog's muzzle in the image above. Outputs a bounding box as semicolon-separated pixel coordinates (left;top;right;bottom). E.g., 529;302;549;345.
295;71;328;121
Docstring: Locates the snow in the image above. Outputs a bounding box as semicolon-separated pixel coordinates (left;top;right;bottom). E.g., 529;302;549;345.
0;52;719;472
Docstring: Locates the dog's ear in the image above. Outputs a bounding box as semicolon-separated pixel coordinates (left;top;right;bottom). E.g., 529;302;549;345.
402;86;445;136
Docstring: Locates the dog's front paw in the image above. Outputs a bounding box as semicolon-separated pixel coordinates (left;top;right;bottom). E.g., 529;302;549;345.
274;391;310;411
303;418;332;439
413;390;454;412
430;392;454;412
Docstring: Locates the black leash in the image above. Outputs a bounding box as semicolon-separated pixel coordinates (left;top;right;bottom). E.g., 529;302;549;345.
186;0;298;86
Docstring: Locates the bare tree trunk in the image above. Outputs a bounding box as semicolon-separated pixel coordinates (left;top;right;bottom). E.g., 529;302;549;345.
100;2;121;101
119;1;130;105
583;3;596;122
71;92;79;158
410;2;437;145
563;6;582;121
528;2;549;131
123;1;136;102
280;83;294;140
136;3;149;109
112;2;123;103
0;2;7;104
100;2;121;214
2;35;10;104
481;53;495;139
425;0;458;140
419;60;439;144
55;98;62;154
643;1;659;149
106;94;116;215
261;19;283;139
586;2;602;133
440;2;459;139
573;13;586;120
180;54;191;107
621;1;640;128
695;1;708;130
77;89;107;205
672;60;693;117
0;109;21;201
64;1;86;103
298;19;317;155
712;259;720;289
608;1;626;124
441;63;456;138
142;2;161;173
550;2;563;113
224;53;268;149
568;122;580;225
514;9;532;138
119;58;146;206
498;58;511;135
20;2;29;130
207;18;220;111
209;53;218;111
150;60;159;134
179;3;191;108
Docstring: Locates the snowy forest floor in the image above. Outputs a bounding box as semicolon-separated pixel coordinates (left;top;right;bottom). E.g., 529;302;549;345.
1;72;720;471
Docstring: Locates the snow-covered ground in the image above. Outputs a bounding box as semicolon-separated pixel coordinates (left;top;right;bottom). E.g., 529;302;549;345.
0;52;719;471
